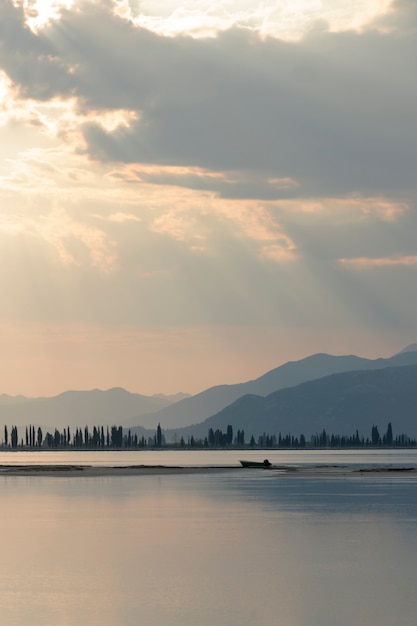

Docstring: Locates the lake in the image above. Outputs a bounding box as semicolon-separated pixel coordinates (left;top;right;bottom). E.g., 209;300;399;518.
1;450;417;625
1;447;417;467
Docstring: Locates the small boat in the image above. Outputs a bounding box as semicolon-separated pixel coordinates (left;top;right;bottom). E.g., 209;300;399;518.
240;459;271;468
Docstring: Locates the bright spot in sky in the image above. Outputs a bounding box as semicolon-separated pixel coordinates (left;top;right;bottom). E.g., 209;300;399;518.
14;0;74;30
18;0;393;37
115;0;392;39
2;0;415;398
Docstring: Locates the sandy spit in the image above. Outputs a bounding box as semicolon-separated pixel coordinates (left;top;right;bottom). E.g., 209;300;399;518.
0;464;239;477
0;464;416;477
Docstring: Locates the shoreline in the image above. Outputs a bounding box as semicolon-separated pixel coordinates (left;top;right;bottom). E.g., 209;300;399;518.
0;464;238;477
1;464;417;477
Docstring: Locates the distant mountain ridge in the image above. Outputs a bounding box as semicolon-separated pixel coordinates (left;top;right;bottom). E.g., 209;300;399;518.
0;388;189;431
164;363;417;441
126;346;417;428
396;343;417;353
1;345;417;433
0;394;33;405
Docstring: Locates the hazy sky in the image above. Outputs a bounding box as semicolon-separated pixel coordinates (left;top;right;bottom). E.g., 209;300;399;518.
1;0;416;396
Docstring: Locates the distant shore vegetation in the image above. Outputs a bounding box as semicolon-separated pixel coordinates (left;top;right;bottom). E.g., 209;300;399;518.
1;422;416;450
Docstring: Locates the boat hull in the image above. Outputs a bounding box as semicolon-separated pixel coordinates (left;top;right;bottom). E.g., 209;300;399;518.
240;460;271;468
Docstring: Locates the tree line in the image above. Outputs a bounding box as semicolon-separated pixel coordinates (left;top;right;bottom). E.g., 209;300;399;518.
2;424;149;449
196;422;416;448
1;421;416;449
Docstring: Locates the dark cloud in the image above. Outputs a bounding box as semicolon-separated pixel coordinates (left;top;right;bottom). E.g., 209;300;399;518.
1;1;416;200
0;1;75;99
133;169;298;200
73;12;417;199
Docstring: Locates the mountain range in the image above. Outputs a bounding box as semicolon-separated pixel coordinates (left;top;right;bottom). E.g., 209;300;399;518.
0;344;416;438
166;363;417;441
126;345;417;429
0;389;188;432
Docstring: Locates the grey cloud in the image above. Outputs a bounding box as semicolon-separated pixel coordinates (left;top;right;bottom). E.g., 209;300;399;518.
0;1;75;99
2;1;416;200
103;161;299;200
71;17;416;199
374;0;417;32
280;203;417;263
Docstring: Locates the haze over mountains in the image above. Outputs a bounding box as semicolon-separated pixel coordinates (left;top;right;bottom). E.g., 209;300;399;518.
128;346;417;429
0;389;188;432
170;364;417;441
0;345;416;438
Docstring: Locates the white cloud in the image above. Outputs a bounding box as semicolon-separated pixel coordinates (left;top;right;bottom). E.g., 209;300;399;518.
115;0;392;40
13;0;74;31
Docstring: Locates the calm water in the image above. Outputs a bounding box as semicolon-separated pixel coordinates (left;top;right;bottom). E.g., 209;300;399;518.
1;451;417;625
1;448;417;467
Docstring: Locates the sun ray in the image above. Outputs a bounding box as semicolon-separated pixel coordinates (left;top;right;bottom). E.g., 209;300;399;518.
13;0;74;31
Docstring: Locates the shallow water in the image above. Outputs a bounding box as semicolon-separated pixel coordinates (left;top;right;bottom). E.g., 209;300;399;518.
1;447;417;467
1;466;417;625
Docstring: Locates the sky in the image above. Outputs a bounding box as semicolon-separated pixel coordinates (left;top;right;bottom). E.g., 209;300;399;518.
0;0;416;397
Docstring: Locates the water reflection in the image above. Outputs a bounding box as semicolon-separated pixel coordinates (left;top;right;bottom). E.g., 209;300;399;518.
1;472;417;625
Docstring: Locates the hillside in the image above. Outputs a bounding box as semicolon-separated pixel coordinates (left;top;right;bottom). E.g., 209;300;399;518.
126;348;417;429
0;388;188;431
164;364;417;441
1;346;417;434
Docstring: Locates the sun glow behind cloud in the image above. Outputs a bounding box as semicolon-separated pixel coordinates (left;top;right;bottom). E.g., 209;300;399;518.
17;0;393;38
113;0;392;39
1;0;417;397
13;0;74;30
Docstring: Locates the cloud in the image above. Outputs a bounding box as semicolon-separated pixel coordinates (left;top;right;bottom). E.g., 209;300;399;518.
339;255;417;267
373;0;417;32
1;0;416;201
105;163;298;200
1;0;417;397
38;3;416;201
0;1;75;99
115;0;392;40
15;0;75;32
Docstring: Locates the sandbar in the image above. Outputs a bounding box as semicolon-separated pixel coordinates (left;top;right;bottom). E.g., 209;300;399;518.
0;464;416;477
0;464;238;477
